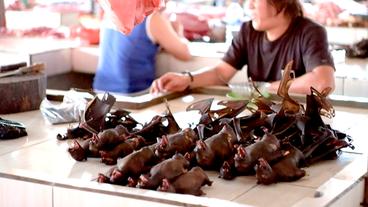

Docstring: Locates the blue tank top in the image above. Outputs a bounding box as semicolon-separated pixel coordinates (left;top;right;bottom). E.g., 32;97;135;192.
93;18;159;93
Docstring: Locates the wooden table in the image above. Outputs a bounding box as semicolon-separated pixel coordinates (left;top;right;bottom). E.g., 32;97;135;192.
0;93;367;207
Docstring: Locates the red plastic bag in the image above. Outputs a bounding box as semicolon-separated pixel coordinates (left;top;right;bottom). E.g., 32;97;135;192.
97;0;165;34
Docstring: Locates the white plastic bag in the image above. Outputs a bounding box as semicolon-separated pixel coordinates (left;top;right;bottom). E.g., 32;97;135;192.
40;90;92;124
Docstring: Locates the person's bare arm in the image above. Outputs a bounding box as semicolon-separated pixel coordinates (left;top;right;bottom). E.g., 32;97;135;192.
190;61;238;88
150;12;191;61
268;65;335;95
150;60;237;94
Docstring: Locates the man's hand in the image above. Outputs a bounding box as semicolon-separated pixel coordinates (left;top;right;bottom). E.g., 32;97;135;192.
150;72;191;94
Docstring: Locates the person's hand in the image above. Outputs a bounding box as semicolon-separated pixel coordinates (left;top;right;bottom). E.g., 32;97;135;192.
150;72;191;94
98;0;165;34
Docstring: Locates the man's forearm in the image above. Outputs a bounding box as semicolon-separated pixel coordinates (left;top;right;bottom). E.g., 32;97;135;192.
269;67;335;95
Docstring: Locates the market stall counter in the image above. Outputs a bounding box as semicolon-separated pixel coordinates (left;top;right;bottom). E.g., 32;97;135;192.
0;92;367;207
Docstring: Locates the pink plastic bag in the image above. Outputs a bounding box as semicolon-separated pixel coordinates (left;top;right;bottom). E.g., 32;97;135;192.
97;0;165;34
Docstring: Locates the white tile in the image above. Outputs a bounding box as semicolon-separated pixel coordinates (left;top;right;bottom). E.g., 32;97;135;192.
31;49;72;76
53;184;250;207
72;46;99;74
0;140;112;181
333;77;344;95
344;79;368;98
0;37;77;54
204;171;257;201
53;186;178;207
328;179;365;207
234;183;315;207
291;153;359;189
294;178;353;207
0;110;69;155
328;109;366;131
0;52;30;66
0;177;52;207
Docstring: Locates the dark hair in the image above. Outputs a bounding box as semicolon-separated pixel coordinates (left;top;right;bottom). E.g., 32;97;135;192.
268;0;304;19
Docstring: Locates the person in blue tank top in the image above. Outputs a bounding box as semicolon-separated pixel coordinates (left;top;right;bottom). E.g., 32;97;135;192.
93;4;191;94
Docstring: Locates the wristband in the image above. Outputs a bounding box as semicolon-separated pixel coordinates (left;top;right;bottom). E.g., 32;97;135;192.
181;71;194;82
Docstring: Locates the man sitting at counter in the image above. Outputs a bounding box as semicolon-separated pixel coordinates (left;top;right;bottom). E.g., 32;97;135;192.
150;0;336;95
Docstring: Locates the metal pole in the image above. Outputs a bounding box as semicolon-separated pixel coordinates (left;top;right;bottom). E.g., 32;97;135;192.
0;0;5;27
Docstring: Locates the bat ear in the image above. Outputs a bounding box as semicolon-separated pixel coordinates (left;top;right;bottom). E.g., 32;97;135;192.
321;87;332;97
184;152;192;161
162;178;170;189
237;146;247;159
223;161;230;168
258;158;267;165
186;98;214;114
197;140;207;150
138;174;149;186
277;60;294;98
162;135;169;146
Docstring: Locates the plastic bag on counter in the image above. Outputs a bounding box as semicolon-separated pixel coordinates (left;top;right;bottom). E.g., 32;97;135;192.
40;90;93;124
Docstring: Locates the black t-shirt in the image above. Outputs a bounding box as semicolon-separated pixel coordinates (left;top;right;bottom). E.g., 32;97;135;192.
223;17;335;82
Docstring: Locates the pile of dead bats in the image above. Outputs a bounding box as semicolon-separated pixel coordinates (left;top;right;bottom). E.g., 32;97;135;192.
57;61;354;196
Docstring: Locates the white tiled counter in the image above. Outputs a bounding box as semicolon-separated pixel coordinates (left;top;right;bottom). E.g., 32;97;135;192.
0;37;77;76
0;93;367;207
0;177;52;207
334;58;368;97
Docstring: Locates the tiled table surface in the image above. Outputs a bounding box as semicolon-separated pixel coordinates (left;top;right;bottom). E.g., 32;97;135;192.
0;94;367;206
